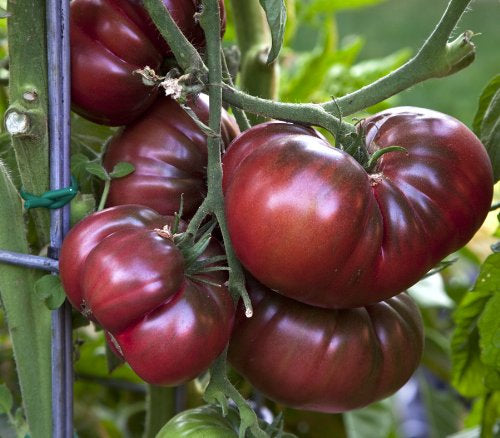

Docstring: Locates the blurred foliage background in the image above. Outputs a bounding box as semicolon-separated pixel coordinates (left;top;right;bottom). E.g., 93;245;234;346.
0;0;498;437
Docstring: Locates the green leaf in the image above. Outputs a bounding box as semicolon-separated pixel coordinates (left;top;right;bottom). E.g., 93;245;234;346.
301;0;386;19
259;0;286;64
480;90;500;183
34;275;66;310
472;74;500;136
478;287;500;370
84;161;110;181
0;384;13;414
451;254;500;397
344;399;396;438
109;162;135;179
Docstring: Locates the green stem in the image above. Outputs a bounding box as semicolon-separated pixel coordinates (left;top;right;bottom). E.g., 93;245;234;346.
7;0;50;246
143;385;176;438
323;0;475;115
221;51;251;132
98;179;110;211
230;0;279;125
142;0;207;76
0;163;52;438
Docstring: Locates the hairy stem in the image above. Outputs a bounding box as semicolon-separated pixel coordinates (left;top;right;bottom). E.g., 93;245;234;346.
322;0;475;115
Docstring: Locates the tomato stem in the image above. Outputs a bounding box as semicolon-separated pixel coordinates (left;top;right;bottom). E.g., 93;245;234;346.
364;146;408;172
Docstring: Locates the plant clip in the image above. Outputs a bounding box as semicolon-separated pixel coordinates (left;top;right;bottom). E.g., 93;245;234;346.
20;176;78;210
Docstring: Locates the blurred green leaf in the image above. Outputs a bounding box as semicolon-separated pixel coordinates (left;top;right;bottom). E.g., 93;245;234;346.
408;273;454;308
418;374;463;437
300;0;386;19
0;384;13;414
344;399;396;438
34;275;66;310
473;75;500;137
478;87;500;183
0;7;10;18
109;162;135;179
259;0;287;63
451;253;500;397
478;287;500;370
85;162;110;181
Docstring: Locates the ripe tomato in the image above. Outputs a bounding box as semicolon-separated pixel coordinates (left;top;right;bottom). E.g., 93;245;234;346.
103;94;240;216
223;108;494;309
70;0;226;126
59;205;234;385
228;277;424;413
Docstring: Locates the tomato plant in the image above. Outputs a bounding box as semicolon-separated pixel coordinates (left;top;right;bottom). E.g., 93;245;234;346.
59;204;234;385
223;109;494;309
70;0;226;125
229;277;424;413
103;94;239;216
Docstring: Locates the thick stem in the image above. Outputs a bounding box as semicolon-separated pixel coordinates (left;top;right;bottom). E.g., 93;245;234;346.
230;0;279;125
143;385;176;438
323;0;475;116
0;163;52;438
7;0;50;246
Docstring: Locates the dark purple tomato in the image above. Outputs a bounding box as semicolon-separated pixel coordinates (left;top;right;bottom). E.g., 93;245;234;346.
103;94;240;217
59;204;234;385
70;0;226;126
223;108;494;309
229;277;424;412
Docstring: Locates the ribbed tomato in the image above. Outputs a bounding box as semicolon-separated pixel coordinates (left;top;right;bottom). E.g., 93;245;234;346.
228;277;424;412
59;205;234;385
103;94;240;216
70;0;226;125
223;108;493;309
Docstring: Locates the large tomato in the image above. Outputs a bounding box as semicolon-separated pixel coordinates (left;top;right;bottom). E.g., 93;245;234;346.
59;205;234;385
228;277;424;413
70;0;226;125
103;94;240;216
223;108;494;309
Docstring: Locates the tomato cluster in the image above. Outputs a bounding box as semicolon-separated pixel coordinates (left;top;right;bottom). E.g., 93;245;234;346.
70;0;226;125
66;0;494;419
60;205;234;385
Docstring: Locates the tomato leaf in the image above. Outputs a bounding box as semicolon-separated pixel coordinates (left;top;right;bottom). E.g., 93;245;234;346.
259;0;286;64
109;162;135;179
472;74;500;136
478;267;500;370
0;384;13;414
472;75;500;182
344;399;396;438
451;253;500;397
85;161;110;181
34;274;67;310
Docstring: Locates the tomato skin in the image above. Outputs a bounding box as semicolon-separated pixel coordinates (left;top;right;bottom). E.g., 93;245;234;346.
228;277;424;413
103;94;240;216
70;0;226;126
59;205;234;385
59;204;168;313
223;109;494;309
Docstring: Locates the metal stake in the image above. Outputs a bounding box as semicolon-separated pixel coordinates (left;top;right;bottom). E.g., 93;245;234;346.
46;0;73;436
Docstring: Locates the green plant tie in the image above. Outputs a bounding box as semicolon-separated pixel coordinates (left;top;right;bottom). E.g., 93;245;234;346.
20;176;78;209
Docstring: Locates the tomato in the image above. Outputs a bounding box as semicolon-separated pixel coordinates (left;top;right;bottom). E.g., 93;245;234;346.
103;94;240;216
223;108;494;309
59;205;234;385
228;277;424;413
157;404;296;437
157;405;241;438
70;0;226;126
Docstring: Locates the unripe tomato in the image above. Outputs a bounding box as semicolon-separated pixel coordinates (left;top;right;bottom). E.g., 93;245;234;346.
70;0;226;125
59;205;234;385
103;94;240;216
229;277;424;413
223;108;493;309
